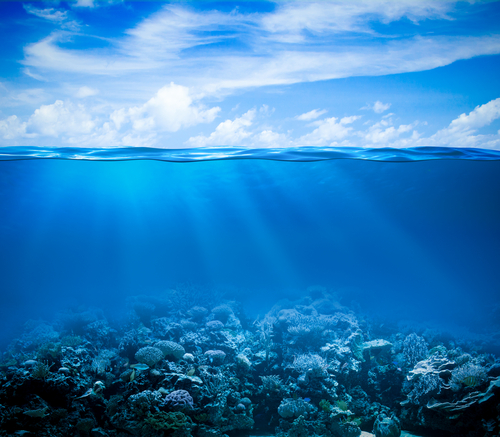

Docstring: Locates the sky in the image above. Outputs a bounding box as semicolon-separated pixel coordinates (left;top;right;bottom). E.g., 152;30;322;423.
0;0;500;149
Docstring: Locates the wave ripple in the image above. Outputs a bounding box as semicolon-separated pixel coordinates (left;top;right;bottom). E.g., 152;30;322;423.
1;146;500;162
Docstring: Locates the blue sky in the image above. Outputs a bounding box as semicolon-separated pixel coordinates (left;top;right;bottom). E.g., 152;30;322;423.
1;0;500;149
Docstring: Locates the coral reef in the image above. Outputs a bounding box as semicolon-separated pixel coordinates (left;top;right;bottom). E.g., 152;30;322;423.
0;286;498;437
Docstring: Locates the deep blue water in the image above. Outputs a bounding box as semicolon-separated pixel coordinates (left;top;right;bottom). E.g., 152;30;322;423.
1;146;500;351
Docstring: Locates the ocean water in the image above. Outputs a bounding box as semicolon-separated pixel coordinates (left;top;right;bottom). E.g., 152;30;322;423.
1;146;499;343
1;146;500;436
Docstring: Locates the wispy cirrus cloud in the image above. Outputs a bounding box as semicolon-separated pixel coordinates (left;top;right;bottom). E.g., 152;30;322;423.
23;4;80;31
21;2;500;96
296;109;328;121
23;5;69;22
260;0;454;42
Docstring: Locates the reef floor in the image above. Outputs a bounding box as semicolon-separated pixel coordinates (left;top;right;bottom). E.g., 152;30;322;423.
0;285;499;436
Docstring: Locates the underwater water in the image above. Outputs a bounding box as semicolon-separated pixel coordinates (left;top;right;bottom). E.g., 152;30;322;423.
1;146;500;436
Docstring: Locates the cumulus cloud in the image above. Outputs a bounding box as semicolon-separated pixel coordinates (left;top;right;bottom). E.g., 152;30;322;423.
111;83;220;133
296;109;327;121
187;110;255;147
297;116;361;146
0;116;28;140
362;101;391;114
425;98;500;148
252;130;290;148
364;118;417;144
27;100;95;137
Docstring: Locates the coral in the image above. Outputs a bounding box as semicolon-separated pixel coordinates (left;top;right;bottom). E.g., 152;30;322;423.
286;415;309;437
31;360;52;379
76;418;96;436
204;349;226;365
128;390;163;416
260;375;283;393
118;329;139;359
402;354;449;405
450;362;488;391
154;340;185;360
289;353;327;376
285;312;329;340
319;399;331;412
200;370;229;398
0;288;499;437
84;319;112;348
135;346;164;367
278;398;314;419
256;317;275;361
402;333;428;367
151;318;182;339
206;320;225;331
373;413;401;437
350;331;365;361
162;389;194;411
236;353;251;371
144;411;192;431
211;304;234;323
90;349;116;375
188;306;209;321
61;335;83;347
336;400;348;411
22;322;59;349
403;371;442;405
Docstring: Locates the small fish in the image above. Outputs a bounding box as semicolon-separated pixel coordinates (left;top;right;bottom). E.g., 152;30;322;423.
303;398;311;402
23;407;48;418
75;388;93;400
187;368;195;377
130;363;149;371
462;376;480;387
130;368;136;382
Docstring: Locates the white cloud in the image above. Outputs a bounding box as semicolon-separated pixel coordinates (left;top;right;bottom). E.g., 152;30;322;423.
0;116;28;140
364;118;417;144
23;68;46;82
27;100;95;137
112;83;220;133
187;110;255;147
20;3;500;97
362;101;391;113
297;116;361;146
0;87;48;108
296;109;327;121
23;5;68;23
74;0;95;7
252;130;290;148
75;86;99;98
425;98;500;148
441;98;500;134
23;33;158;75
23;5;80;31
260;1;453;42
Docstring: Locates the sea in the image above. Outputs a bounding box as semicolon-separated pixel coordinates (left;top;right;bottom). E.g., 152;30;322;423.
0;145;499;436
